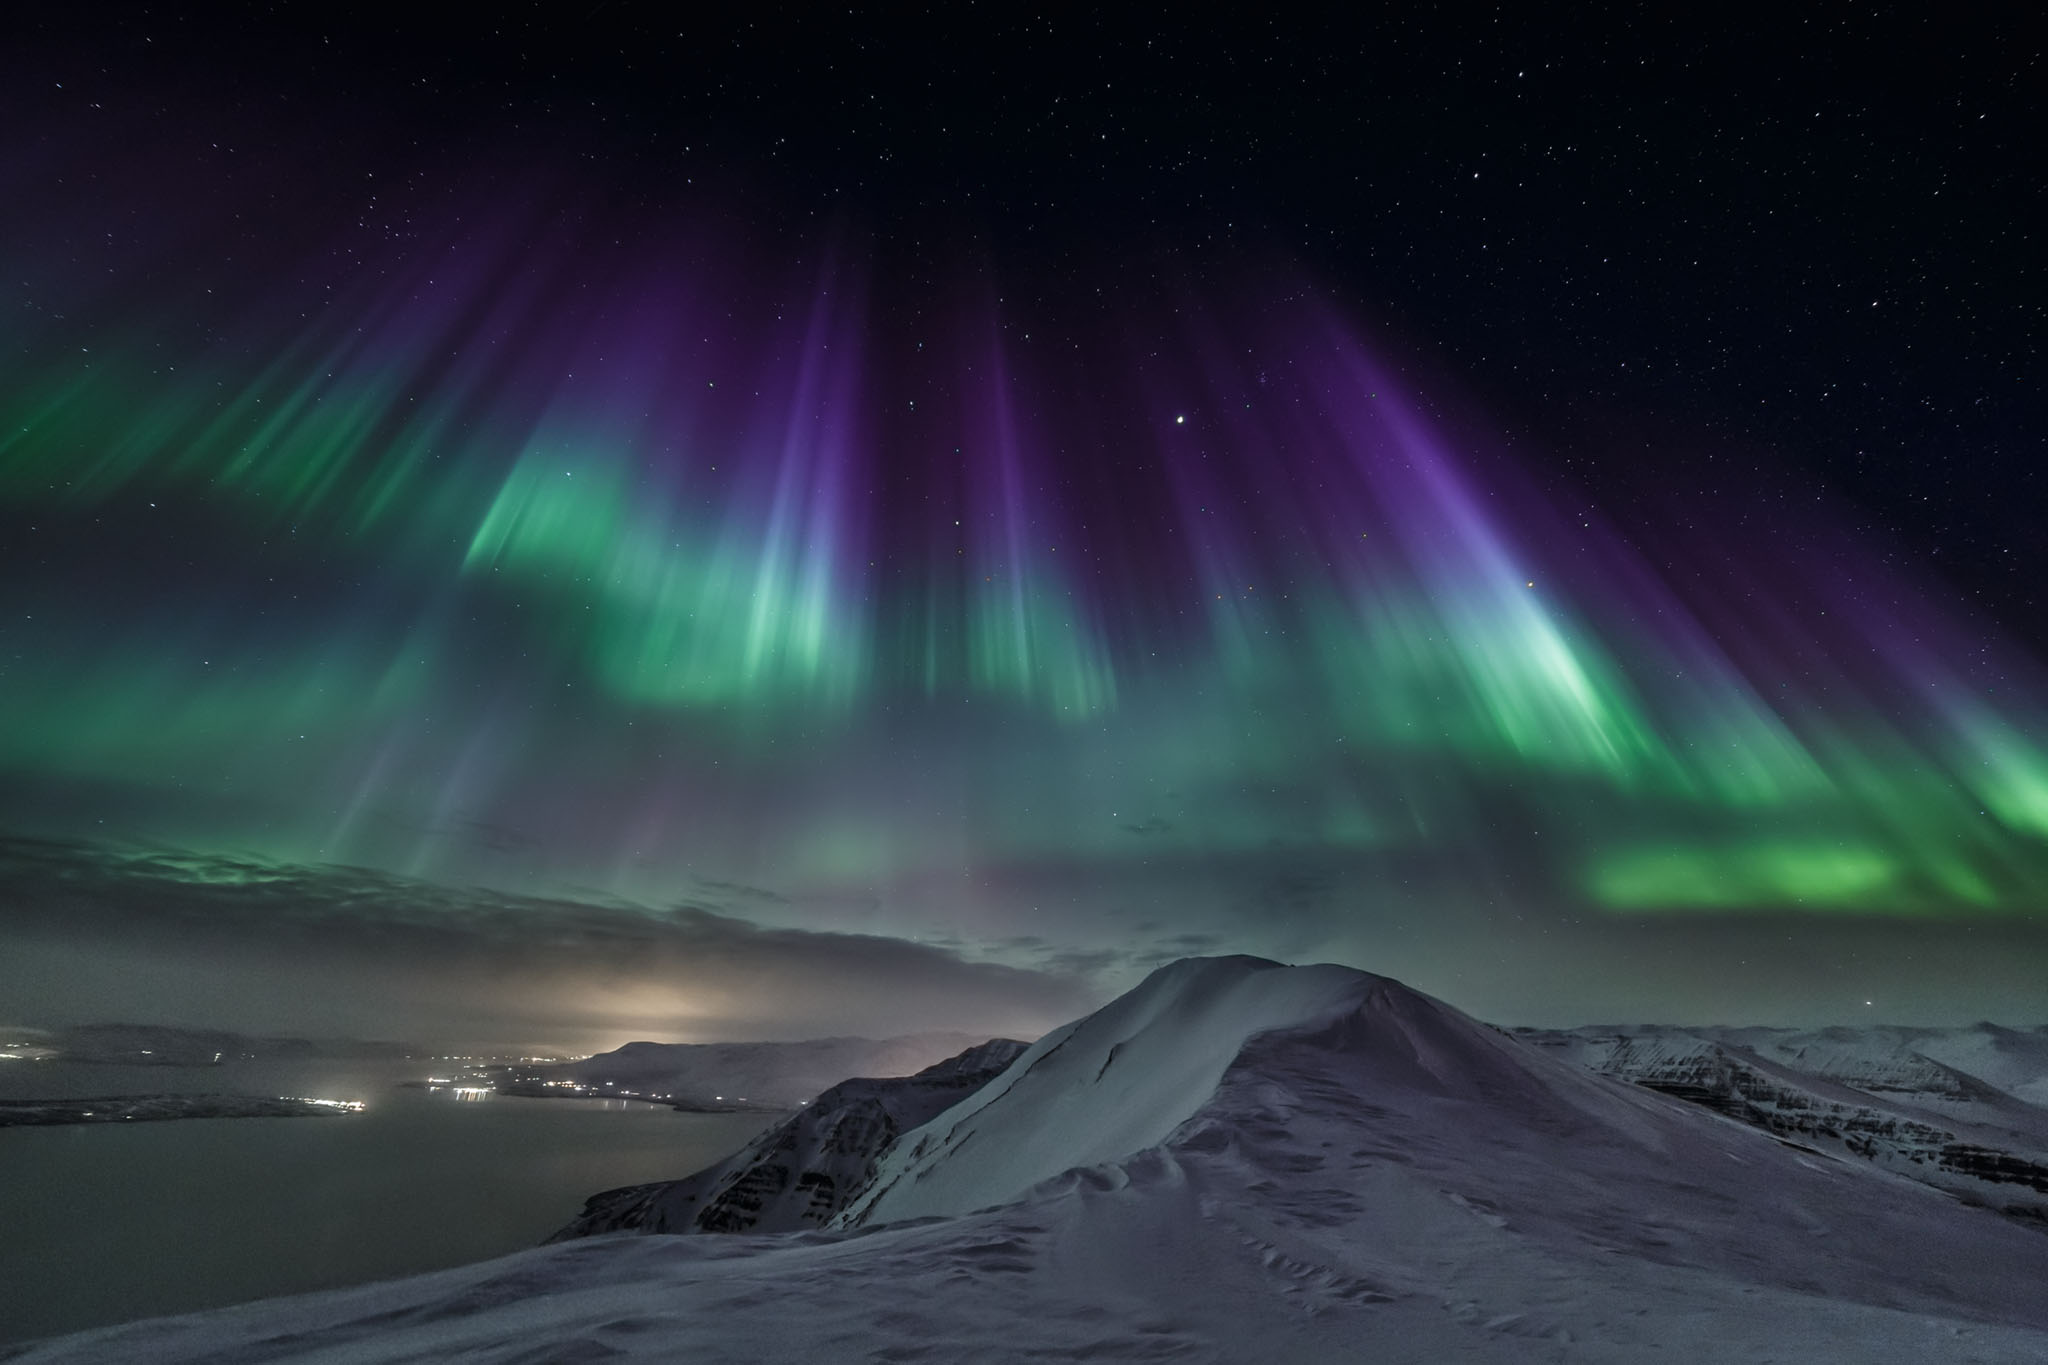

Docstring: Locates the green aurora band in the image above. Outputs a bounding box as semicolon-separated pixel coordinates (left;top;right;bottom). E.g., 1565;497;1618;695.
3;215;2045;964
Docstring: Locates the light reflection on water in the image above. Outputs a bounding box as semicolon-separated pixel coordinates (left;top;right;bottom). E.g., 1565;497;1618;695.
0;1060;775;1347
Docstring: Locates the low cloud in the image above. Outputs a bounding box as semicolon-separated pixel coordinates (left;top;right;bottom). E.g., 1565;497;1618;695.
0;835;1100;1051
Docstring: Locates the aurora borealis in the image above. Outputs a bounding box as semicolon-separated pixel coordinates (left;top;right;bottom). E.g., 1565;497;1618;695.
2;9;2041;1046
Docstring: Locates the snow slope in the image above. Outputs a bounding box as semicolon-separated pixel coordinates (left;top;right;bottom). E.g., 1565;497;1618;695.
14;957;2048;1364
835;956;1371;1227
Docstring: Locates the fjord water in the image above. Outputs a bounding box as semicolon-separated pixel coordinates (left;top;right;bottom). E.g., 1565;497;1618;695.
0;1059;771;1346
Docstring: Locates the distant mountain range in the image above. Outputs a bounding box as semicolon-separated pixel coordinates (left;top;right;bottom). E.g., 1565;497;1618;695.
24;1024;420;1067
0;1094;363;1127
543;1032;1003;1108
1516;1022;2048;1223
19;959;2048;1363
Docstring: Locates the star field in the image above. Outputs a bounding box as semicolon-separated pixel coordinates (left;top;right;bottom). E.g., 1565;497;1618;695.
0;7;2039;1041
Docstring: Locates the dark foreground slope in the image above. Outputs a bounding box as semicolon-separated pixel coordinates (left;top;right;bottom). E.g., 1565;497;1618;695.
553;1038;1028;1237
15;957;2048;1364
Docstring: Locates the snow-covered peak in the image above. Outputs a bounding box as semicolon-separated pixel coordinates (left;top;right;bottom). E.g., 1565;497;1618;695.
837;956;1428;1228
20;957;2048;1363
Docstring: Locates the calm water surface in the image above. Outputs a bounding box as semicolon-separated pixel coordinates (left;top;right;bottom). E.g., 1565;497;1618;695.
0;1059;772;1346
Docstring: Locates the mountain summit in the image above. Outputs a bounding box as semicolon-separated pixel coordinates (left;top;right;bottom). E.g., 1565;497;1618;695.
20;957;2048;1363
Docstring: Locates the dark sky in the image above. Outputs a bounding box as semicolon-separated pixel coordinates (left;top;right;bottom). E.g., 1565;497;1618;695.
1;6;2041;1049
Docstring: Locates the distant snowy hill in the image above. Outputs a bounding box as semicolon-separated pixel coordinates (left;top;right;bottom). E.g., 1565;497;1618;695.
1518;1023;2048;1221
551;1032;998;1108
40;1023;418;1066
17;957;2048;1363
554;1038;1028;1238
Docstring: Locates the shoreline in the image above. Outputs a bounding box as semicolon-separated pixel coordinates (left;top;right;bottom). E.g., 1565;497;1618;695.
0;1095;365;1127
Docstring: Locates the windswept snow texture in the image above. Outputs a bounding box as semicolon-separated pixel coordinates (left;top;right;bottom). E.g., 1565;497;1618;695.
553;1038;1029;1238
1519;1023;2048;1221
552;1032;997;1108
836;956;1375;1228
15;958;2048;1364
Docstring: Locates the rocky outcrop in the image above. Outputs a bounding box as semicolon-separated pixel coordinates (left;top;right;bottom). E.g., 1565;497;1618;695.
552;1037;1028;1239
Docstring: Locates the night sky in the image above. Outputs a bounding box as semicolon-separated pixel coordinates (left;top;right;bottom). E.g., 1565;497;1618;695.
2;8;2041;1049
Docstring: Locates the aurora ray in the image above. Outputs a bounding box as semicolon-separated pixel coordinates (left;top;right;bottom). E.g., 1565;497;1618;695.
0;76;2041;1034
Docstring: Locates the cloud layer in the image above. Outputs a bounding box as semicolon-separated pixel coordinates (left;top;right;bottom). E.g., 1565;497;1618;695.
0;836;1099;1050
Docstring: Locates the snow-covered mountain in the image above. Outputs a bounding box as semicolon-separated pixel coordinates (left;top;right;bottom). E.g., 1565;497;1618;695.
548;1031;999;1108
16;957;2048;1363
834;955;1374;1227
1518;1023;2048;1222
553;1038;1028;1237
1525;1021;2048;1108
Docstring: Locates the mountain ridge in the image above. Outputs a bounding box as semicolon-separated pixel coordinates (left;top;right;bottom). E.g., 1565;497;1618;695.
16;956;2048;1364
553;1038;1030;1238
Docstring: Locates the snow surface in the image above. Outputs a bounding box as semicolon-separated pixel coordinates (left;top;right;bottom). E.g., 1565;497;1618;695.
13;956;2048;1363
